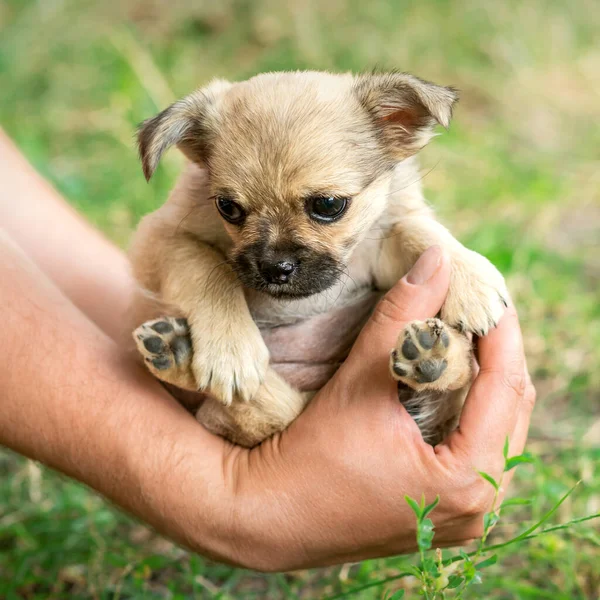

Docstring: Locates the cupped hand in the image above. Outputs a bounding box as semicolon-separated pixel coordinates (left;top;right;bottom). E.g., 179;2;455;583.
226;246;536;571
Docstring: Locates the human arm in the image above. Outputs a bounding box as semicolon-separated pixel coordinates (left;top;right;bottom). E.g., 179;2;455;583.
0;231;241;563
0;129;134;340
0;131;535;570
0;234;534;570
0;128;370;388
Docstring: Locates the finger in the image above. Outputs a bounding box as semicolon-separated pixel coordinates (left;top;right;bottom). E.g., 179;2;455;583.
498;370;536;498
446;303;526;468
507;367;536;458
345;245;451;378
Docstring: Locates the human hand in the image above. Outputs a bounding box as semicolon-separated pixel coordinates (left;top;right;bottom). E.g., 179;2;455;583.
1;222;534;573
226;246;536;570
0;133;533;572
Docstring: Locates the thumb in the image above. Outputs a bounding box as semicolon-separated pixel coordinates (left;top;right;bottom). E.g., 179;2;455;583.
345;245;451;376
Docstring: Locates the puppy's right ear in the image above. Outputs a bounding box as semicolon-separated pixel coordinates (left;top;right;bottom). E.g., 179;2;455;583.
137;79;232;181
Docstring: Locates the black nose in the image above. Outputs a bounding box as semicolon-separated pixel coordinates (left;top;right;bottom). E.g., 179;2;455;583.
260;259;297;284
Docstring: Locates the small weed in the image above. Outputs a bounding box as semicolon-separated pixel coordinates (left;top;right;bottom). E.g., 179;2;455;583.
328;439;599;599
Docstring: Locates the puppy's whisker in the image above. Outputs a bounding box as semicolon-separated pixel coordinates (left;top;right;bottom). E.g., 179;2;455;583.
330;264;358;290
322;264;355;310
364;230;403;241
384;160;441;200
328;280;346;310
174;204;204;235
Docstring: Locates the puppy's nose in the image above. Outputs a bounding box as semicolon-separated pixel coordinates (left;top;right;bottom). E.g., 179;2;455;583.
260;259;297;284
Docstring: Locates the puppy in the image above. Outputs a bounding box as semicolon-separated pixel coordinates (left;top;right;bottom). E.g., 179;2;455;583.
128;71;508;447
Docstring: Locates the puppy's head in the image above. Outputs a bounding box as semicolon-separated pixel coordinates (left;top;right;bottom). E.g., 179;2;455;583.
138;71;457;299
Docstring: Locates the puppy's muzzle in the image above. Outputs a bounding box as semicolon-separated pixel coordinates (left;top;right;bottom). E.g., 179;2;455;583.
232;240;342;298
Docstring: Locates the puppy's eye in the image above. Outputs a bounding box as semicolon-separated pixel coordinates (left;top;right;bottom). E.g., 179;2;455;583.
216;196;246;225
306;196;349;223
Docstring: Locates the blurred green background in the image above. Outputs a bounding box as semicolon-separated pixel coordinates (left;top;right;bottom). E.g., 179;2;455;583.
1;0;599;598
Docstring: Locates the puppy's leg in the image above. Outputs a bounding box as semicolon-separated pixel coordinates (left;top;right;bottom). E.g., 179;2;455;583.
131;232;269;405
389;318;472;444
132;314;307;446
196;367;310;447
376;211;509;336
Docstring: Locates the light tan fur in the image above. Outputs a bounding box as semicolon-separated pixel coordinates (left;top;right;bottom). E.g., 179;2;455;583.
128;71;508;447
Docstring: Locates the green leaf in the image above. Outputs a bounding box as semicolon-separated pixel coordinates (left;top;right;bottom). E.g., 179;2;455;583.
485;482;582;551
409;565;423;578
405;495;422;519
504;454;534;471
459;549;472;564
475;554;498;569
501;497;532;508
483;511;499;531
422;495;440;519
417;518;435;552
462;560;476;583
447;575;464;589
511;482;580;540
383;590;405;600
474;512;600;558
478;470;499;491
422;556;439;578
503;436;510;460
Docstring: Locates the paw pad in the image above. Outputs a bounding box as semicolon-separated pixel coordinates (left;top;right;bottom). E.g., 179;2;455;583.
415;358;447;383
134;317;193;373
391;318;452;386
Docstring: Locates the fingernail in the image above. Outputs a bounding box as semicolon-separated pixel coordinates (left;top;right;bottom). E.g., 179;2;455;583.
406;246;443;285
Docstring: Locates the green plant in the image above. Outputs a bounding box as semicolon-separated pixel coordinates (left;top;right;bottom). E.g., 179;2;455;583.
326;439;600;599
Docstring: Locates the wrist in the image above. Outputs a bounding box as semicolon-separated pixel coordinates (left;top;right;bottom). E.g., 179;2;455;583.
115;375;244;564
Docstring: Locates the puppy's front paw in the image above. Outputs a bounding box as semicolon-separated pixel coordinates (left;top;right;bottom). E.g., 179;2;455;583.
442;250;509;336
134;317;196;390
191;323;269;405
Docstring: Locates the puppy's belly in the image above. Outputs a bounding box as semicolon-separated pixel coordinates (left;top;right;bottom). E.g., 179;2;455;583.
260;290;382;391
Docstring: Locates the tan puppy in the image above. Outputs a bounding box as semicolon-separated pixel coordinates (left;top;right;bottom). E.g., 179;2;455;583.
128;71;508;447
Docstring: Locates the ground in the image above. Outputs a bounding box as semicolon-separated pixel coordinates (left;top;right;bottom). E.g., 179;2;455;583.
1;0;599;598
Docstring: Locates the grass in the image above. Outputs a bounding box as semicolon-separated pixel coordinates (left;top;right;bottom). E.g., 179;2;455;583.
1;0;599;597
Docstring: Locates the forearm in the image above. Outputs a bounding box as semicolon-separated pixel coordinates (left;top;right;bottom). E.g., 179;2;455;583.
0;129;134;339
0;232;239;563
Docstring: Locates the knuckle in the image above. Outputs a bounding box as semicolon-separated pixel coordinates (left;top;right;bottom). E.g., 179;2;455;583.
524;382;537;410
502;368;527;397
372;294;408;327
451;479;495;519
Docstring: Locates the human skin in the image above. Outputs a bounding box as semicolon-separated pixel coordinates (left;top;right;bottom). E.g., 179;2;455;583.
0;130;535;571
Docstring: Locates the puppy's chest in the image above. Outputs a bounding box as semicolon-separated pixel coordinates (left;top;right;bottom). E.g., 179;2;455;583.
247;283;375;328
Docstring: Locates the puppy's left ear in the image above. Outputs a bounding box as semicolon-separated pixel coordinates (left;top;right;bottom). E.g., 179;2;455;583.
354;72;458;160
137;79;232;181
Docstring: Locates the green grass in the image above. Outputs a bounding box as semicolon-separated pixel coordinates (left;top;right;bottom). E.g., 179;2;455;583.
1;0;599;598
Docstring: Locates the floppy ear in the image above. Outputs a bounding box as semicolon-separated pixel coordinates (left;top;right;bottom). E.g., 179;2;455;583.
137;79;232;181
354;72;458;160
